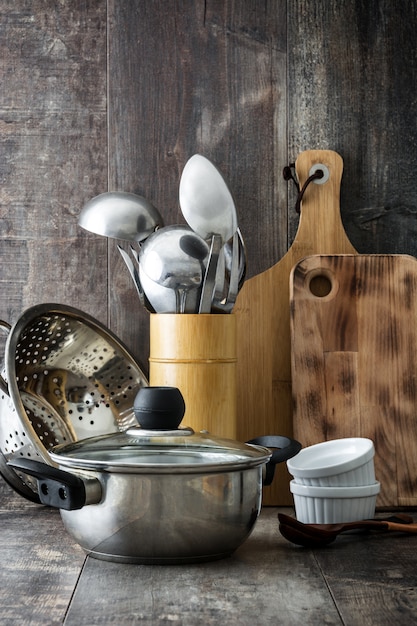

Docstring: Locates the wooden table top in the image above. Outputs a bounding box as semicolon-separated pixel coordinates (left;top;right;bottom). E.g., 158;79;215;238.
1;479;417;625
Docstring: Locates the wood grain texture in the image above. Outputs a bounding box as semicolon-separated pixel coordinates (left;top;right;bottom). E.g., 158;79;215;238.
1;1;416;511
149;313;237;437
0;480;85;626
314;530;417;626
288;0;417;255
2;478;417;626
234;150;356;505
63;508;342;626
107;0;287;373
0;1;109;328
291;254;417;507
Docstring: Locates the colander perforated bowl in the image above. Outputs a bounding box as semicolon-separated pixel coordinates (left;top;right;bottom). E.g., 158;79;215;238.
0;303;148;500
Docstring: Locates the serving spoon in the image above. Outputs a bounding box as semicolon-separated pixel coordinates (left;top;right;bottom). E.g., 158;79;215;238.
179;154;238;313
278;513;417;548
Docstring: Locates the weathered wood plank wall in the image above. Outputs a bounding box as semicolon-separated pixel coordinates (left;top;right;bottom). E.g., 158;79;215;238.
0;0;416;375
0;1;108;332
288;1;417;252
107;1;288;369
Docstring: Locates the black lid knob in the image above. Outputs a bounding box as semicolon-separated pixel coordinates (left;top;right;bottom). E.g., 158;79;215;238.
133;386;185;430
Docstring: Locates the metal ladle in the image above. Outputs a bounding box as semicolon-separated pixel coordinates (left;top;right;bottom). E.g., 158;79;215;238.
179;155;238;313
139;225;209;313
78;191;164;242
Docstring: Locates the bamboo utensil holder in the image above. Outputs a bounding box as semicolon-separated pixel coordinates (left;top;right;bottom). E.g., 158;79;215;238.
149;314;237;438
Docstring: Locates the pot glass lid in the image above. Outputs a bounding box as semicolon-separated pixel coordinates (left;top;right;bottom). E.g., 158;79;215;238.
48;426;271;474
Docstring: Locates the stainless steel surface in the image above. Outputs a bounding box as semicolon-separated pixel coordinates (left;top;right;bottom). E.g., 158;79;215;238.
212;228;247;313
234;228;247;290
225;230;240;309
117;245;155;313
179;154;240;313
198;234;222;313
1;303;148;496
0;391;41;502
59;465;263;563
179;154;238;242
78;191;163;242
138;264;178;313
9;413;301;563
139;225;209;313
117;245;145;302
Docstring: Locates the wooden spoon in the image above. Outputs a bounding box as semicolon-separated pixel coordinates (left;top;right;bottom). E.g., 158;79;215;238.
278;513;417;548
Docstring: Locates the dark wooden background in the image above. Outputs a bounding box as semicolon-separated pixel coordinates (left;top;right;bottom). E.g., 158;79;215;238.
1;0;416;378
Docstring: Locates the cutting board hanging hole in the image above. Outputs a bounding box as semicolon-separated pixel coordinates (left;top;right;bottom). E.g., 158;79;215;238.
309;274;333;297
305;268;338;299
294;166;327;213
309;163;330;184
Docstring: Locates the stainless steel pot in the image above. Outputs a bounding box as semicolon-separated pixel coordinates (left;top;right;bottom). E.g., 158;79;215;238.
9;387;301;565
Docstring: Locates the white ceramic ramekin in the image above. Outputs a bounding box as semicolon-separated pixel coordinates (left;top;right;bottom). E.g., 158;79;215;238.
287;438;375;487
290;480;380;524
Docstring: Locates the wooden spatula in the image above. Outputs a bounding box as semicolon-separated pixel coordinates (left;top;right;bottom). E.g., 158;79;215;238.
234;150;356;505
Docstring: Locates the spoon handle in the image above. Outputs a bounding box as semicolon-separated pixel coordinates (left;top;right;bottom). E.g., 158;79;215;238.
384;521;417;533
118;245;156;313
225;231;240;311
199;234;222;313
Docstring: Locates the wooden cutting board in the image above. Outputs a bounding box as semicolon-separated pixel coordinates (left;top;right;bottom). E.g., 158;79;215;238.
290;254;417;507
234;149;356;505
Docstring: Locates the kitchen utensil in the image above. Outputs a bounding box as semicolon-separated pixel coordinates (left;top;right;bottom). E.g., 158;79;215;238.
139;225;209;313
212;230;245;314
8;386;301;564
127;236;179;314
0;448;40;502
179;154;238;245
179;154;238;312
213;228;247;306
287;438;375;487
199;234;222;313
233;150;356;506
290;253;417;507
117;245;155;312
149;314;237;438
225;231;241;308
290;480;380;524
0;321;39;501
278;513;417;548
0;303;148;496
0;364;41;502
138;264;177;314
78;191;163;242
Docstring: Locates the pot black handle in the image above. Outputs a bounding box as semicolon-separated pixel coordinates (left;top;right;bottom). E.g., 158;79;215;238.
7;457;101;510
246;436;302;486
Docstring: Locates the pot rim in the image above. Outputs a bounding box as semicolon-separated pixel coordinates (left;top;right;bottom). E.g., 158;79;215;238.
48;432;273;475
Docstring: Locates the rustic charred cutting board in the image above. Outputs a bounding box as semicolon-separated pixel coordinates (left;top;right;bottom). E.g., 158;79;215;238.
234;149;356;505
291;254;417;507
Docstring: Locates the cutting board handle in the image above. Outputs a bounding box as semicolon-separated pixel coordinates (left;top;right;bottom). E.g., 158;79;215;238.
293;150;356;255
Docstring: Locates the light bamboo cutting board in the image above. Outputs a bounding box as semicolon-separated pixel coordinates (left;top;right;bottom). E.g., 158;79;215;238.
234;150;356;505
291;254;417;507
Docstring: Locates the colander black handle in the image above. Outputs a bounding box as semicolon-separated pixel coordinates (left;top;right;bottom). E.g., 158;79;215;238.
7;457;101;510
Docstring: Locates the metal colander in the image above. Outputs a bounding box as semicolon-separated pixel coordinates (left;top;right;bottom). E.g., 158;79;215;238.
0;303;148;500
